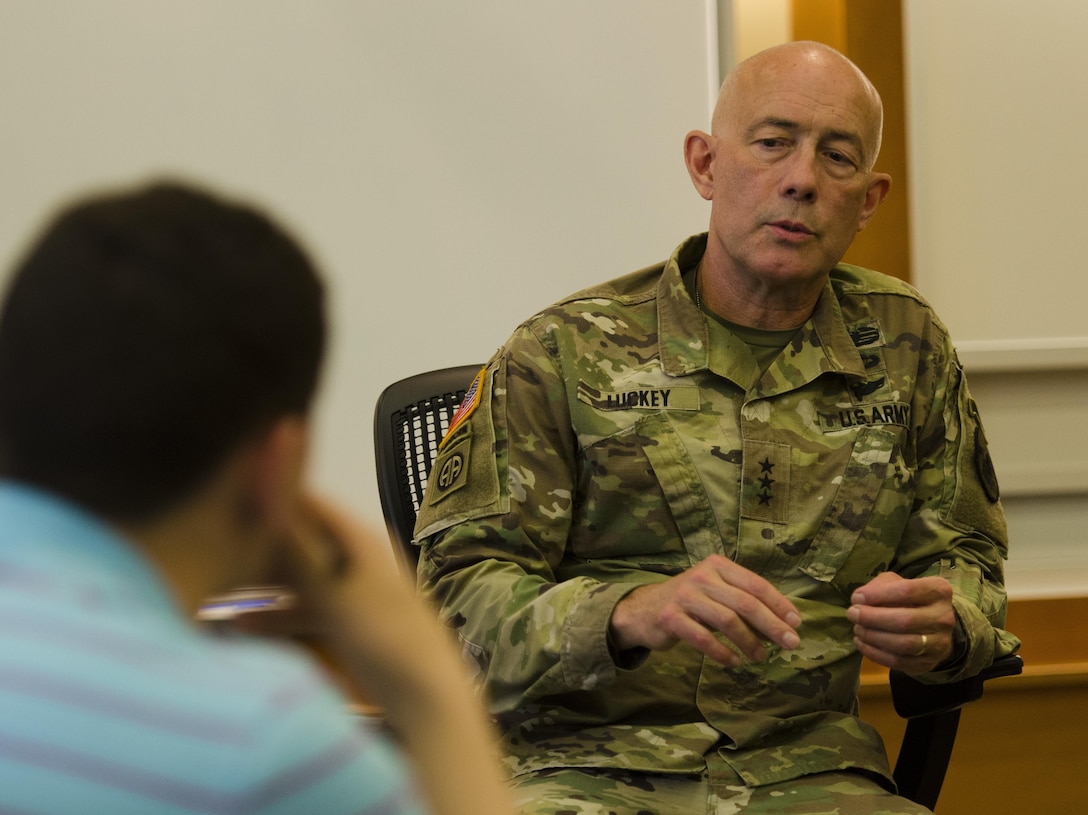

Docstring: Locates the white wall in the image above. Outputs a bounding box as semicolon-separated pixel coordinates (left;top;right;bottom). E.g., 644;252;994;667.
3;2;1082;598
904;2;1088;598
0;1;718;520
905;1;1088;346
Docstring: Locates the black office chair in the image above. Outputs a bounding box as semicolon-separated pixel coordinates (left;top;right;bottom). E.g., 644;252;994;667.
373;364;1023;811
374;364;483;573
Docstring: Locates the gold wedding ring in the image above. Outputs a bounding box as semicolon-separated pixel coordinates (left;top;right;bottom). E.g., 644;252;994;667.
914;633;928;656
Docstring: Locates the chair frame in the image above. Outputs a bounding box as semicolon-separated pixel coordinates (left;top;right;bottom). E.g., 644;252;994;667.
373;364;1023;811
889;650;1022;808
373;364;482;573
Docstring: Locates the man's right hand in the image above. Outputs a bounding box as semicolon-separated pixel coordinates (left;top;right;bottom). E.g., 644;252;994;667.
608;554;801;666
275;494;514;815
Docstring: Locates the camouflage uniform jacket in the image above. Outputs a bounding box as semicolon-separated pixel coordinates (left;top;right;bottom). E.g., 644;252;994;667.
415;233;1019;789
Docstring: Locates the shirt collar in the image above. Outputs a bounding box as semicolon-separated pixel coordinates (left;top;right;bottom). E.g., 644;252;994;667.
656;233;713;377
656;234;868;391
0;481;184;622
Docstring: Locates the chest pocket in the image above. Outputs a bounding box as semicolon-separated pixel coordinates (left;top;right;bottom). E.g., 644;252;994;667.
569;413;714;571
797;426;909;596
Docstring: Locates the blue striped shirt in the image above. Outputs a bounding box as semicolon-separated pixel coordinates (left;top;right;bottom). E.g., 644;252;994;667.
0;483;428;815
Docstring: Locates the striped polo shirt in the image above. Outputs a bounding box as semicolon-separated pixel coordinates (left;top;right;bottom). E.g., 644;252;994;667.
0;483;427;815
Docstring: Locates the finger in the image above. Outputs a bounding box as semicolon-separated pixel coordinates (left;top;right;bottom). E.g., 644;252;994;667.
668;584;796;662
717;596;801;653
711;555;802;625
664;611;745;667
850;570;902;604
852;573;950;608
853;624;937;657
647;578;769;664
702;556;802;650
293;494;355;577
613;562;801;664
714;586;800;657
848;598;955;639
854;632;946;675
676;595;770;663
854;636;916;670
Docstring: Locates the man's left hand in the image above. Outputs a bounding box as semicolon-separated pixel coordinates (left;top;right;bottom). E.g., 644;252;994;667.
847;572;957;674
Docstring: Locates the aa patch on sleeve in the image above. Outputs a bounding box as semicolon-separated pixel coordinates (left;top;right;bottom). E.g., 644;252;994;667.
429;430;471;502
414;358;506;539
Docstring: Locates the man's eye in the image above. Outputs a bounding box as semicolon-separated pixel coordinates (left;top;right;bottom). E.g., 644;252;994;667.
826;150;855;166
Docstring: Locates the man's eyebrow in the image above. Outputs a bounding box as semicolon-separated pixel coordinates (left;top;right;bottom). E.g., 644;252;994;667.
823;129;870;165
824;129;865;151
746;117;799;137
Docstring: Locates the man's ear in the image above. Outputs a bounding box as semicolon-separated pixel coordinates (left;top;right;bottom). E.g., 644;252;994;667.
857;172;892;232
683;130;716;201
241;417;309;533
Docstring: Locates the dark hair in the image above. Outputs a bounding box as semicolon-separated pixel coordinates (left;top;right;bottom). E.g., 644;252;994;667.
0;180;326;520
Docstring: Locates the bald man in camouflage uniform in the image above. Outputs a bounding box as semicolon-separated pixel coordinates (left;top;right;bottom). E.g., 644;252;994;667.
415;42;1019;814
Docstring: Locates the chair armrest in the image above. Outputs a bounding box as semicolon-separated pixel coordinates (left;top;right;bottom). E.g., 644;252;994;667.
889;653;1023;720
889;654;1022;808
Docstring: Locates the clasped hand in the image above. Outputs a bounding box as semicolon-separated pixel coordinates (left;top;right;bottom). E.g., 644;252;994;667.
609;557;955;674
608;554;801;668
848;571;957;674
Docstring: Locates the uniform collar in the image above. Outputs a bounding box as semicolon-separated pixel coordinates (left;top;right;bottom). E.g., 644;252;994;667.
656;234;868;391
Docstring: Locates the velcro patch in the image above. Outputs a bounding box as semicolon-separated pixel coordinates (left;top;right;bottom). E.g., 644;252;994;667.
577;381;700;411
440;366;485;448
848;320;885;349
816;402;911;432
429;432;471;502
741;440;790;524
975;424;1000;503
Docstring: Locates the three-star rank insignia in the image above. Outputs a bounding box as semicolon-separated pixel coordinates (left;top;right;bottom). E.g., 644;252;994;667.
757;458;776;505
742;440;789;524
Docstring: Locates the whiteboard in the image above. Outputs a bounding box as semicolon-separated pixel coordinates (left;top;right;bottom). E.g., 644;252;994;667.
0;1;718;518
905;1;1088;349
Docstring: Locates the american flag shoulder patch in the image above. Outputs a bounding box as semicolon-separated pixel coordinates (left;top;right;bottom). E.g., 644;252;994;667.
440;366;485;448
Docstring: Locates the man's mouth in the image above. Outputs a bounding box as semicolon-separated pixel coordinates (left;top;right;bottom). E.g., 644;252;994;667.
771;220;813;235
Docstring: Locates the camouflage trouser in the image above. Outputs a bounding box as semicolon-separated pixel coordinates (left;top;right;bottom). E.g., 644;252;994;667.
510;761;933;815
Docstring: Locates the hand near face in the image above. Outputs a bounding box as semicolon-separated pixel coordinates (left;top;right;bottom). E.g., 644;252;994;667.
265;494;514;815
609;554;802;666
848;571;957;674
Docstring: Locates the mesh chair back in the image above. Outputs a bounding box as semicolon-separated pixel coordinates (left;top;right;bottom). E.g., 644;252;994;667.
373;364;482;571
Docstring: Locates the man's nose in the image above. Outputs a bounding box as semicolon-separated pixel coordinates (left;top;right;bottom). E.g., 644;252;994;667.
779;151;818;202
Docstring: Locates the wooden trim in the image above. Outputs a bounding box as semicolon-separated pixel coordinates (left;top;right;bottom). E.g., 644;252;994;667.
791;0;846;50
792;0;911;283
856;595;1088;812
1003;595;1088;668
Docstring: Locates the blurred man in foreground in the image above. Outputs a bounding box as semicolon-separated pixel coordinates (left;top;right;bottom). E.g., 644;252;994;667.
0;181;511;815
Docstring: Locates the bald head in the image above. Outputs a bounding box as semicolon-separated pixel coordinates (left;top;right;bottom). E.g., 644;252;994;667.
681;39;893;324
712;42;884;171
